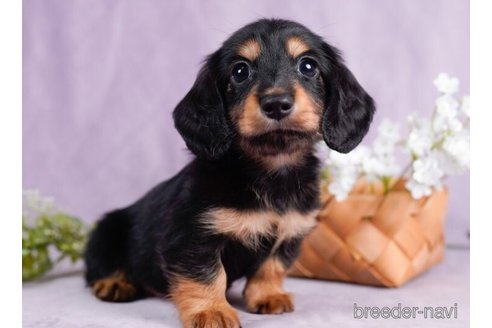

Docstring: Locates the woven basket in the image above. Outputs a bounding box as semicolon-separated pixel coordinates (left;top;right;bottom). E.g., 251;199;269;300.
288;179;449;287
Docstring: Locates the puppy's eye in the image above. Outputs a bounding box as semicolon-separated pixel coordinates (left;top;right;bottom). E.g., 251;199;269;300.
298;58;318;77
231;62;250;83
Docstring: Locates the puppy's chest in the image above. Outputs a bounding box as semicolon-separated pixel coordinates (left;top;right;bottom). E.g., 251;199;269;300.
202;208;318;249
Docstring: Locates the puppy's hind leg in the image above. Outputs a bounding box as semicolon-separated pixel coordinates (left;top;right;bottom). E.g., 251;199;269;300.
84;208;143;302
91;271;141;302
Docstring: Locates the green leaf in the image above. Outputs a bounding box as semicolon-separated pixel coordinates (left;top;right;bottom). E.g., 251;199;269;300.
22;211;89;281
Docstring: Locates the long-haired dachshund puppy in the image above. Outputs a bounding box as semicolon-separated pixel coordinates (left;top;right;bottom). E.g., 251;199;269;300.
84;18;375;327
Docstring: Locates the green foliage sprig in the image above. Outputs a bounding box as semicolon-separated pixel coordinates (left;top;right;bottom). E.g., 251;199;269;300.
22;190;89;281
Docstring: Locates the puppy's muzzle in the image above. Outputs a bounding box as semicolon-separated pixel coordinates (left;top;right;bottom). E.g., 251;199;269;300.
260;93;294;121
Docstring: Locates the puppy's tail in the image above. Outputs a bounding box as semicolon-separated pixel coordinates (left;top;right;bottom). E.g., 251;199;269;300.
84;208;132;285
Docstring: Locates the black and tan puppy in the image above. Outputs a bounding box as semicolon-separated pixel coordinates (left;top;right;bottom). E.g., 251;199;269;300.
84;19;375;327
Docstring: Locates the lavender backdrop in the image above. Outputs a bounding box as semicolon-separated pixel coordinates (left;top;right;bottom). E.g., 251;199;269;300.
23;0;469;245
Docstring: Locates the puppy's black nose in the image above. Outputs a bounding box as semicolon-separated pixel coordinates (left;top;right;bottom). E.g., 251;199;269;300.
260;94;294;121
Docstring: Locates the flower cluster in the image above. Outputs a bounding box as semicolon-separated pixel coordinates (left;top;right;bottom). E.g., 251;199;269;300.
321;73;469;200
323;119;401;200
323;146;368;201
405;73;470;198
23;189;57;224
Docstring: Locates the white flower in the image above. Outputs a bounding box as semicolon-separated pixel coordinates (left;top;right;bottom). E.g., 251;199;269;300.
407;116;433;157
348;146;372;164
373;119;401;156
405;179;433;199
363;155;400;182
22;189;58;225
433;73;460;95
442;133;470;169
431;149;461;176
326;146;370;167
328;171;358;201
406;154;444;199
325;147;370;201
407;130;433;157
432;92;467;135
433;115;463;134
460;95;470;117
23;189;56;214
326;162;360;201
435;95;459;119
361;157;382;182
448;117;463;133
326;143;401;199
412;155;444;187
377;119;400;145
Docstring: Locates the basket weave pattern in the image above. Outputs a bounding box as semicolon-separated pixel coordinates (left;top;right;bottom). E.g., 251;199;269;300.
289;179;449;287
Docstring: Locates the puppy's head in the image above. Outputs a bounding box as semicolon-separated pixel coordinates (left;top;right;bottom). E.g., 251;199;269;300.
173;19;375;166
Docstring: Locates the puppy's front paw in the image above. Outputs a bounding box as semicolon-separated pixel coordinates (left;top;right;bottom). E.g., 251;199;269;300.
185;307;241;328
246;292;294;314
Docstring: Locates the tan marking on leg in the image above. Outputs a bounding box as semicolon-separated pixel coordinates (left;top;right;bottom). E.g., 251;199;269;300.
243;258;294;314
238;38;261;61
169;267;240;328
91;271;138;302
286;36;310;58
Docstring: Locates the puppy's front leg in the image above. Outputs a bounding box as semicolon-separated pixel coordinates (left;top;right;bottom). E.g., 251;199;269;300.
169;265;240;328
243;257;294;314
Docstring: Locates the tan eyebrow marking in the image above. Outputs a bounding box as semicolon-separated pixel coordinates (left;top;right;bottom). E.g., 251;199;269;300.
286;36;310;58
238;39;261;61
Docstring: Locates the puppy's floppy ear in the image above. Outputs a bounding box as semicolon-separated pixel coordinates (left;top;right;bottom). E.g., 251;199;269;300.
320;44;375;153
173;51;232;159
